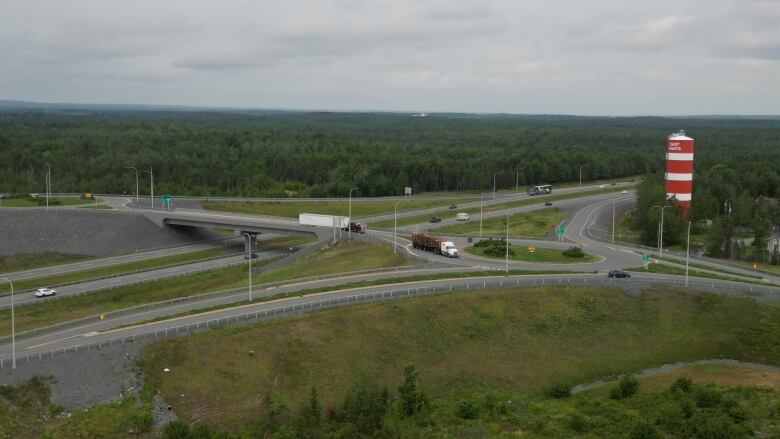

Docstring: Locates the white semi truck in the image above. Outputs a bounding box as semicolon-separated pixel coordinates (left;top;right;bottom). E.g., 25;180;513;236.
298;213;365;233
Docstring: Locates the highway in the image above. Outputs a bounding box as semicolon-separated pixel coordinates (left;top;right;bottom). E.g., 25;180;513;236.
2;184;779;368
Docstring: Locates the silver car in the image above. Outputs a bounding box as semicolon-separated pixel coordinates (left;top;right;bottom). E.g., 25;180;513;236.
34;287;57;298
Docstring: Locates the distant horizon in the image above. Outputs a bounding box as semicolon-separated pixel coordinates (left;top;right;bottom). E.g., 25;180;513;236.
1;98;779;119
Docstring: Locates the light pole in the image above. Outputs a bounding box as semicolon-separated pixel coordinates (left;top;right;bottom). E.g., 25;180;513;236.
348;187;358;240
242;233;254;301
505;213;511;274
44;163;51;213
1;277;15;369
143;168;154;208
612;200;616;243
479;193;485;239
515;168;522;193
651;205;671;257
126;166;139;205
394;200;407;255
685;221;691;286
579;165;584;188
493;172;503;199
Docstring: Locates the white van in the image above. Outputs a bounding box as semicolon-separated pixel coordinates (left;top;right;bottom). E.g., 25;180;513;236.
456;212;470;221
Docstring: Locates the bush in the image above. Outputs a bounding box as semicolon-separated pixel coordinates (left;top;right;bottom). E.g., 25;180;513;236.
568;412;590;433
483;245;514;258
670;377;694;393
161;420;191;439
694;386;722;408
610;375;640;400
546;382;572;399
562;246;585;258
457;399;480;420
630;422;661;439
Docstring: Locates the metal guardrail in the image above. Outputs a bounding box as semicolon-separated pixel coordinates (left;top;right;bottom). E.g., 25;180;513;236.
2;274;778;368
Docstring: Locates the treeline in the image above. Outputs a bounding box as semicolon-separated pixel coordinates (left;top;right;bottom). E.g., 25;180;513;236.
1;111;780;199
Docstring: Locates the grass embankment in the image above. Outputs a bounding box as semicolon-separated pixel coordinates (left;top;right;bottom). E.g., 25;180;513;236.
202;197;476;219
372;185;630;228
140;285;780;429
252;240;418;284
0;197;101;207
655;255;763;279
0;247;232;295
466;244;599;263
432;207;563;237
257;235;316;250
0;252;93;274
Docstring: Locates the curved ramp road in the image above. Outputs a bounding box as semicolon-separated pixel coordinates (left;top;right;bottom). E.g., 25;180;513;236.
0;272;778;364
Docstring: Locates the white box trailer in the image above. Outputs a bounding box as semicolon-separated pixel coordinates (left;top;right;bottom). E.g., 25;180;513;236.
299;213;350;229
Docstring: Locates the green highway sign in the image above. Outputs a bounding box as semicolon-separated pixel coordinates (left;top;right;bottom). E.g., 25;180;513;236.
556;226;565;235
161;194;171;203
642;254;650;263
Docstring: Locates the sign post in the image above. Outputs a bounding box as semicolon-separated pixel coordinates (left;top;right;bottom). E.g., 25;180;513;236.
642;254;650;270
556;226;566;242
161;194;172;211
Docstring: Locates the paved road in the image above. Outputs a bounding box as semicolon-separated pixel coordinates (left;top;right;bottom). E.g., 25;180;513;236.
0;250;284;308
0;239;241;282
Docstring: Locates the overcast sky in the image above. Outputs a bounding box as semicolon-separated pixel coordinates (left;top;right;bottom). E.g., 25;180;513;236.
1;0;778;115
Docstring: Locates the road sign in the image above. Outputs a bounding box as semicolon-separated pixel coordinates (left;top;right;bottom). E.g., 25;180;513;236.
557;226;565;236
528;246;535;253
161;194;171;203
642;255;649;263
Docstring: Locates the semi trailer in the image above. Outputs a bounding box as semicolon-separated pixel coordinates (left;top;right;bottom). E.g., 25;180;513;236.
298;213;365;233
412;232;459;257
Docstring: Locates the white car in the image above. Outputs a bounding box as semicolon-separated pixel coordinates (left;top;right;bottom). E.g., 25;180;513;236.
621;190;628;194
34;287;57;298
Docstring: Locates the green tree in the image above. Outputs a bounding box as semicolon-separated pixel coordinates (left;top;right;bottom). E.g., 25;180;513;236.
398;363;426;416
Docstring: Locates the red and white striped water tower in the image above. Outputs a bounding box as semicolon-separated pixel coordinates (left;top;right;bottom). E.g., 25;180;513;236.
665;130;694;216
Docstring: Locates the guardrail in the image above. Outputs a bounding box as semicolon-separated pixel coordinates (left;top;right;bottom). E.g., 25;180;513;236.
1;274;777;368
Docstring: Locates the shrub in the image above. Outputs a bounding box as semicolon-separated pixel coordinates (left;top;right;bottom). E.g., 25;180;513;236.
670;377;694;393
483;245;514;258
161;420;191;439
457;399;480;420
611;375;640;400
546;382;572;399
568;412;590;433
630;422;661;439
694;386;722;409
562;246;585;258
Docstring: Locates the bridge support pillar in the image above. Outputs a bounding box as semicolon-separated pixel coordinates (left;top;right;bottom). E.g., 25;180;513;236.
242;232;258;259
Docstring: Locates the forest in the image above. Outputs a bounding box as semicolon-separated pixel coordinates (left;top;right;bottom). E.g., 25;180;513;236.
1;110;779;202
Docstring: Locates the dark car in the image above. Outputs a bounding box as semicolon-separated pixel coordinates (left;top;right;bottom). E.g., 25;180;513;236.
608;270;631;279
429;217;442;223
544;201;553;206
448;204;457;209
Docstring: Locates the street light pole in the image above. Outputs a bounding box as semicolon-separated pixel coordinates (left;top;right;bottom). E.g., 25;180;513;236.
480;193;484;239
505;213;510;274
348;187;358;240
612;200;616;244
1;278;14;369
685;221;691;286
242;233;254;301
493;172;503;199
394;200;407;255
143;168;154;208
126;166;139;205
579;166;583;188
652;205;671;257
44;163;51;213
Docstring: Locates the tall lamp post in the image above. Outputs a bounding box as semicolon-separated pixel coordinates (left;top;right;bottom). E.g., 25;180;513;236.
685;221;692;286
1;278;15;369
393;200;408;255
480;193;485;238
242;233;254;301
515;168;523;193
348;187;359;240
126;166;140;205
612;200;616;244
651;205;671;257
44;163;51;213
143;167;154;208
579;165;583;188
505;213;511;274
493;172;503;199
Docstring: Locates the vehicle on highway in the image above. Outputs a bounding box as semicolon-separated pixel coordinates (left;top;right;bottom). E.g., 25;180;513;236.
456;212;470;221
412;232;459;257
545;201;553;206
299;213;364;233
527;184;552;196
429;216;442;223
607;270;631;279
621;190;628;194
448;204;457;209
34;287;57;297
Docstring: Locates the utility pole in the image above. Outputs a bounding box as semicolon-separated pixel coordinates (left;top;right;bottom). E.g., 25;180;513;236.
1;278;14;369
126;166;139;204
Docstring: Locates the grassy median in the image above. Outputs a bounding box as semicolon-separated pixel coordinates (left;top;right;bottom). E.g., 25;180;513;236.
140;284;780;429
465;244;600;263
0;252;93;274
432;207;563;237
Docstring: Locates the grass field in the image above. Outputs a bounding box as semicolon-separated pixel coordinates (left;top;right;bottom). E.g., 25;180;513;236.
655;255;763;279
202;197;477;219
432;207;563;237
0;247;233;295
626;261;773;285
0;197;100;207
252;240;418;284
371;186;630;228
465;244;599;263
140;284;780;428
0;252;93;275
